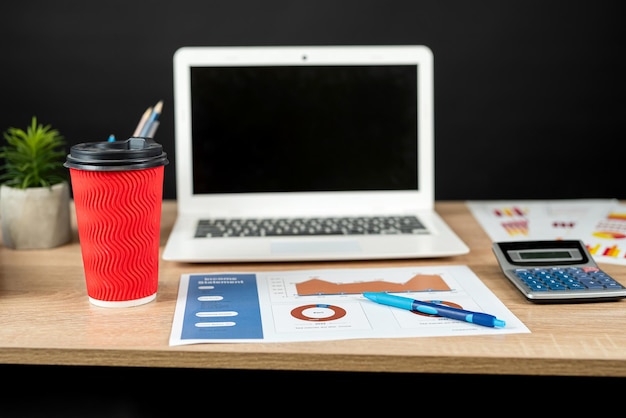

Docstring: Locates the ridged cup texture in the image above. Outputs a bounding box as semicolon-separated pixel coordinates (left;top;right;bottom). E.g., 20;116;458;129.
70;166;164;303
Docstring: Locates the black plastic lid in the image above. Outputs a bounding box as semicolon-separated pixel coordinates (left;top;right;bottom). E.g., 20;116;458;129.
64;137;169;171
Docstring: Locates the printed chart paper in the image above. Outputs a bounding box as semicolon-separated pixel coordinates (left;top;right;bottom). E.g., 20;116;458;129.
467;199;626;266
169;265;529;345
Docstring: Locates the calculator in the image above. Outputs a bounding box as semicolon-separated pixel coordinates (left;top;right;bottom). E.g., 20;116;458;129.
492;240;626;303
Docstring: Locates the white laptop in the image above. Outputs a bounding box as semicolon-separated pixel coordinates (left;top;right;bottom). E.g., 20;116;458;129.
163;45;469;262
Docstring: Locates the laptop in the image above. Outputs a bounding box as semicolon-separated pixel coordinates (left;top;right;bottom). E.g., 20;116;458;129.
162;45;469;262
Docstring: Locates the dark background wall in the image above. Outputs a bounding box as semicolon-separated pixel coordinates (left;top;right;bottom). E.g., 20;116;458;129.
1;0;624;201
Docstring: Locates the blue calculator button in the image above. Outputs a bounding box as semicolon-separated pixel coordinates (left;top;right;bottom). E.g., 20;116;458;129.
513;266;625;294
546;282;567;290
579;279;605;289
606;282;625;289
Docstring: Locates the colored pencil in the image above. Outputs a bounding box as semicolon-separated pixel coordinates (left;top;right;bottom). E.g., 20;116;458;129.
139;100;163;138
132;106;153;137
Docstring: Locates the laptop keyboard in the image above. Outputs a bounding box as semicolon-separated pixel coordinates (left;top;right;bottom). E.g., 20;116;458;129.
194;216;428;238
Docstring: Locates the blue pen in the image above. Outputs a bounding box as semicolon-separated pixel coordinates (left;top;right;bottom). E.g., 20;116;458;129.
363;292;506;328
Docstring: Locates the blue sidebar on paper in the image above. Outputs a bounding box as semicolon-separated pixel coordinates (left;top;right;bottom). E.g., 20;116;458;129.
181;273;263;340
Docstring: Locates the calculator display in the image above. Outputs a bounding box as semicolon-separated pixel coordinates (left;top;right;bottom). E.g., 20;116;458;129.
520;250;571;260
507;247;583;264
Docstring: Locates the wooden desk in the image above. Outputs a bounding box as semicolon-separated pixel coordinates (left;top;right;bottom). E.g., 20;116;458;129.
1;200;626;378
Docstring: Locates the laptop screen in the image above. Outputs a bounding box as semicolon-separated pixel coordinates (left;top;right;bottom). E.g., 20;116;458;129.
189;64;419;195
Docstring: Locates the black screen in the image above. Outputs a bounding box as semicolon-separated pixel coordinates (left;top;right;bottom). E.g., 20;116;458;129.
519;251;573;260
190;65;418;194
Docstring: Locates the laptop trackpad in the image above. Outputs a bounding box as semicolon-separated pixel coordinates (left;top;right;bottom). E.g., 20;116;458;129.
271;240;361;254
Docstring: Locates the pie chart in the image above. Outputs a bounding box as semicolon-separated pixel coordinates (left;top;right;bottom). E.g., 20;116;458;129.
291;304;347;321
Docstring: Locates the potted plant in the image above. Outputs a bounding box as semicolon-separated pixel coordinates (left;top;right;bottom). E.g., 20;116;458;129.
0;116;71;249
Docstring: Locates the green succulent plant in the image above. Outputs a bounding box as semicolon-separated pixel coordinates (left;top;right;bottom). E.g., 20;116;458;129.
0;116;67;189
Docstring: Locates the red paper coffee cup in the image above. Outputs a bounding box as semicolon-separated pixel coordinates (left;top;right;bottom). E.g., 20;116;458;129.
65;138;168;307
